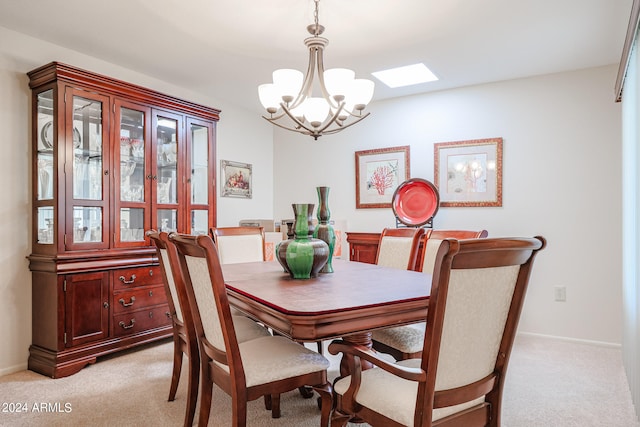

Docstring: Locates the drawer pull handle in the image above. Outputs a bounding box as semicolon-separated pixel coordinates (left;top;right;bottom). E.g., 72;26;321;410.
119;319;135;330
149;311;153;318
149;290;153;297
118;296;136;307
119;274;137;285
165;311;171;319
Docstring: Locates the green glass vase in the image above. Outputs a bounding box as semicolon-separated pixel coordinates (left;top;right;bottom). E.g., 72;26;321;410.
313;186;336;273
276;203;329;279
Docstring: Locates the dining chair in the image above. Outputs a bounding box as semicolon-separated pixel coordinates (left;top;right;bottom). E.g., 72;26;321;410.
147;230;271;427
167;232;333;427
329;236;546;427
372;229;489;360
374;227;426;270
210;226;266;264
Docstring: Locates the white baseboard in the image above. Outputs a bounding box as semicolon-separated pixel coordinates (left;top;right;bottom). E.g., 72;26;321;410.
0;362;28;378
517;331;622;349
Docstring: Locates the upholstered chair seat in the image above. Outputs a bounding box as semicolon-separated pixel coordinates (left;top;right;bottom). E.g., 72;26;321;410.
233;314;272;342
333;357;484;426
371;323;426;357
219;335;329;386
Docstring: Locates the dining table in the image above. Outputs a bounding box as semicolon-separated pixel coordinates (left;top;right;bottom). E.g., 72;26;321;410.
222;258;431;374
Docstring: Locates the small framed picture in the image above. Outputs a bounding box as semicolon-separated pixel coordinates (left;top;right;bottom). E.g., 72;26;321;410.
221;160;252;198
355;146;410;209
434;137;503;207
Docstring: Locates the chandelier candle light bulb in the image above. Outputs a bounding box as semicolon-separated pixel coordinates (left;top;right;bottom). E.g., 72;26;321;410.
258;0;374;140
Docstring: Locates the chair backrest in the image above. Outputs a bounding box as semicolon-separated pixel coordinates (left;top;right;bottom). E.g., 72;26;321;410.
418;229;488;273
146;230;184;324
168;232;245;382
375;227;425;270
417;236;545;426
210;226;266;264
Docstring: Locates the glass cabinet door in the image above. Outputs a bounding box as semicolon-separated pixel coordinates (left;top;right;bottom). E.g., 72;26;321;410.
154;113;182;232
115;101;150;247
65;89;110;250
36;89;55;245
187;119;214;235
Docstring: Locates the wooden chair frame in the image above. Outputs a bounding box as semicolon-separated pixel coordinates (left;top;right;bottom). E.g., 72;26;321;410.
147;230;199;427
414;229;489;272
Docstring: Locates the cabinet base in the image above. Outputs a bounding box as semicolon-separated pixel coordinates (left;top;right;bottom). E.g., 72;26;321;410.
28;326;172;378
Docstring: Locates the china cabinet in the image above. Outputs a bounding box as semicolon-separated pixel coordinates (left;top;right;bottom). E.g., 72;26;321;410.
27;62;219;378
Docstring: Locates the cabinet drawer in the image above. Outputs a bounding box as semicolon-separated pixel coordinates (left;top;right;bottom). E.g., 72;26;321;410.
113;266;162;291
113;305;171;337
113;285;167;314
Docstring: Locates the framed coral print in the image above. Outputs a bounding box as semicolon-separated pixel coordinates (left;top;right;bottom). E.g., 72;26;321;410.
434;137;503;207
355;146;410;209
221;160;252;198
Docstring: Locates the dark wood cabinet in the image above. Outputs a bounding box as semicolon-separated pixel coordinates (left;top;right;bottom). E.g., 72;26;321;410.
346;232;381;264
27;62;220;378
346;231;427;266
64;272;110;348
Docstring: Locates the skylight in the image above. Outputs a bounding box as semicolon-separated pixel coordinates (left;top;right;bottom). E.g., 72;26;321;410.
371;63;438;88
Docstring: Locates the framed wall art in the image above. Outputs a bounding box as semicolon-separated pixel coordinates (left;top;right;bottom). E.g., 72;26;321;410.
434;137;503;207
355;145;410;209
221;160;252;198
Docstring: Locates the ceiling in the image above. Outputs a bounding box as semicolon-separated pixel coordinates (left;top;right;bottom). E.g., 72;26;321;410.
0;0;633;111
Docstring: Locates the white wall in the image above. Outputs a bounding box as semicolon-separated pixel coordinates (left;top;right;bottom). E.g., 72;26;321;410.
273;65;623;345
0;26;273;375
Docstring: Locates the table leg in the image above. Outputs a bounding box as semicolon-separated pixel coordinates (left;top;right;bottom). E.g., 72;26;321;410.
339;331;374;377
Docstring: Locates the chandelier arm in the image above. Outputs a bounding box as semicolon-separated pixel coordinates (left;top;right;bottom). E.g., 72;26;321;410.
262;116;314;136
315;45;341;109
315;103;346;134
335;107;366;119
289;47;318;110
264;110;289;121
321;112;371;135
280;104;318;134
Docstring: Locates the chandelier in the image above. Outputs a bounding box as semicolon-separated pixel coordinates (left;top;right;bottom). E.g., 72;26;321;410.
258;0;375;140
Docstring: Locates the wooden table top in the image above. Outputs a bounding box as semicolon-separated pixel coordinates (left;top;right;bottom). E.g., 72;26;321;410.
223;259;431;341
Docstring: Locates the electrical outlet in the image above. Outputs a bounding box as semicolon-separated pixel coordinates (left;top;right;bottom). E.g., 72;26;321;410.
554;286;567;302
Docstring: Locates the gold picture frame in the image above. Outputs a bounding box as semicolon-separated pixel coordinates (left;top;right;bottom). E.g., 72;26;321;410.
355;146;410;209
221;160;252;198
434;138;503;207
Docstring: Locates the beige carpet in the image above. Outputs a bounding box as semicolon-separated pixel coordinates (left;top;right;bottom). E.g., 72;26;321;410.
0;334;637;426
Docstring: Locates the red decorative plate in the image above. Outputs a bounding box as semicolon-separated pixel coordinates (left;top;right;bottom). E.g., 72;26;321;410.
392;178;440;227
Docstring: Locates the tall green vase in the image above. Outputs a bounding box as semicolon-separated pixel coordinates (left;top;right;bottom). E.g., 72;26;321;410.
276;203;329;279
313;186;336;273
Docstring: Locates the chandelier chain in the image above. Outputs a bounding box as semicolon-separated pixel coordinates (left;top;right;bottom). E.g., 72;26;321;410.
313;0;320;35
